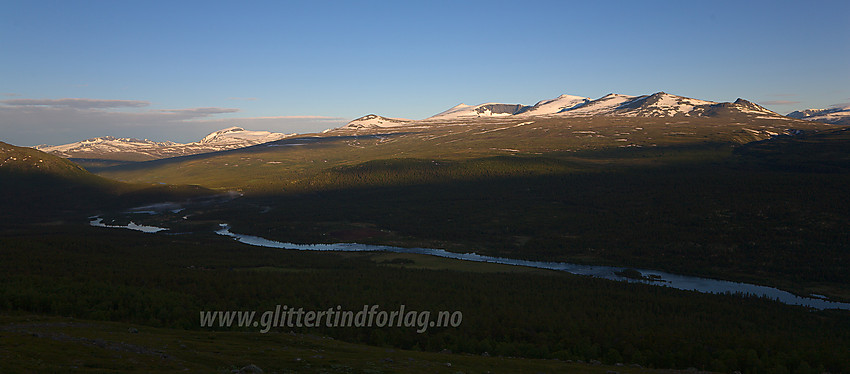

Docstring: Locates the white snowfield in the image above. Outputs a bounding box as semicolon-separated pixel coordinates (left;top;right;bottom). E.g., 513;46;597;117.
428;103;474;119
340;91;788;130
36;126;296;159
517;94;591;116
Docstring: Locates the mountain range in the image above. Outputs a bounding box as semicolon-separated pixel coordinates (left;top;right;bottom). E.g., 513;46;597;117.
343;92;787;129
27;92;848;162
35;126;295;161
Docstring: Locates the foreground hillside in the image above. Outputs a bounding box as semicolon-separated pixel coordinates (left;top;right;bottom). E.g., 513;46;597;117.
0;141;210;223
2;140;93;177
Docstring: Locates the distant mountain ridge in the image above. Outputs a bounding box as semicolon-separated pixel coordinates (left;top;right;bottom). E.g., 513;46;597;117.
35;126;295;161
787;106;850;126
342;91;786;129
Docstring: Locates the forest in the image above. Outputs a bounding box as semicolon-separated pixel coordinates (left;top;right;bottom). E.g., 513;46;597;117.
2;225;849;373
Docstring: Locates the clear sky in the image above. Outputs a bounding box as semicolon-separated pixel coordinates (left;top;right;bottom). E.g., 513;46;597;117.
2;0;849;146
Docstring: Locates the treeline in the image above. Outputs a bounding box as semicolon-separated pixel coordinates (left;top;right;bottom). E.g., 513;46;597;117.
2;227;849;373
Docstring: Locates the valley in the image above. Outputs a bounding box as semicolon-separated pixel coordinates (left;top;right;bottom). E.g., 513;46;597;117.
77;102;849;302
3;91;850;373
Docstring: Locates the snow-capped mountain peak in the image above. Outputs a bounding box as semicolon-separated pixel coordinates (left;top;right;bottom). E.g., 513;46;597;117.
607;92;718;117
343;114;412;129
200;126;246;143
731;98;778;115
198;126;291;145
447;103;471;111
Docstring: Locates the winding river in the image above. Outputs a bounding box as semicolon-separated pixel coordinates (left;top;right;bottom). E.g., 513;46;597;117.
89;217;167;233
88;217;850;310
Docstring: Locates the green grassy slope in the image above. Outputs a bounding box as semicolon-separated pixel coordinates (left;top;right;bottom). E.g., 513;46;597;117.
1;141;94;177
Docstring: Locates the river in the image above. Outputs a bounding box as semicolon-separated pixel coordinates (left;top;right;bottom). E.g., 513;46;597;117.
87;217;850;310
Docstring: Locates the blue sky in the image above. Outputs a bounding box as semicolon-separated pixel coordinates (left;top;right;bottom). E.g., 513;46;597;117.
1;0;849;145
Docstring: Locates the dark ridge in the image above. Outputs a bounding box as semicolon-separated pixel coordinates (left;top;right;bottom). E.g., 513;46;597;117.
473;103;528;115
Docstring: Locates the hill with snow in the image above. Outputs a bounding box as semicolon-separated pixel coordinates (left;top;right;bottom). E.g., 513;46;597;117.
36;126;295;161
343;114;413;129
197;126;292;146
